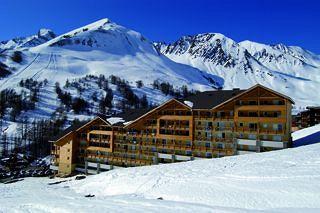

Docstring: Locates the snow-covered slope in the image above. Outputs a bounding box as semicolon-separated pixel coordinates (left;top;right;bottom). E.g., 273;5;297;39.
0;19;221;133
157;33;320;110
293;124;320;141
292;124;320;147
1;143;320;212
1;18;320;128
0;19;219;91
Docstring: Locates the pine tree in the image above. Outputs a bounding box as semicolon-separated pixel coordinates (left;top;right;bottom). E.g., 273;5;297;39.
140;94;148;108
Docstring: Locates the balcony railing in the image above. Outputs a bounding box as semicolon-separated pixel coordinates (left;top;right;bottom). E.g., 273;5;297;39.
235;127;258;132
259;129;284;134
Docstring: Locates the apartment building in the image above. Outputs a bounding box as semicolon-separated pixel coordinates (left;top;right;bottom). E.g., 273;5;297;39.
295;106;320;129
50;84;294;175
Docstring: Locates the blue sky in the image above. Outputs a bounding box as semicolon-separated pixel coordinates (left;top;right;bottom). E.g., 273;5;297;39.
0;0;319;53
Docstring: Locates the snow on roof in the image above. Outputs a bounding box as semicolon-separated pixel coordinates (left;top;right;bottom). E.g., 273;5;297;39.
292;124;320;141
107;117;125;125
183;100;193;108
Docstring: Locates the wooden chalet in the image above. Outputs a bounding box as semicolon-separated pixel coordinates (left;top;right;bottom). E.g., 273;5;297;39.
50;84;294;175
295;106;320;129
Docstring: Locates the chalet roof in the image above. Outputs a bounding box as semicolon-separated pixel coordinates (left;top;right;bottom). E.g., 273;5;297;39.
112;108;156;126
183;89;245;109
306;106;320;110
50;116;111;143
50;120;89;142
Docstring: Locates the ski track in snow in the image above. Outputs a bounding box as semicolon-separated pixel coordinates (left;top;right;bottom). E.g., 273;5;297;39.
0;53;40;90
31;53;53;80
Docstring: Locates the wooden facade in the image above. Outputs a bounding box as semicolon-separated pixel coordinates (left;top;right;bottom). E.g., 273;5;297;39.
50;84;294;175
295;106;320;129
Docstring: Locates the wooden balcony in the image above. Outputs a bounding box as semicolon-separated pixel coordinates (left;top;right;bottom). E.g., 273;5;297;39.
194;116;212;120
212;138;234;143
214;116;233;121
214;127;234;131
195;126;213;131
195;135;211;141
259;129;284;135
86;154;153;165
235;127;258;133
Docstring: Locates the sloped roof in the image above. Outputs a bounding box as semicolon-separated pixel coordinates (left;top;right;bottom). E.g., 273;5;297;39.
211;84;294;109
50;120;89;142
183;89;245;109
51;116;111;143
124;99;192;128
113;108;156;125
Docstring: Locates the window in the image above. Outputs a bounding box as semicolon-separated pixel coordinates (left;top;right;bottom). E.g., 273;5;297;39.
274;112;281;117
273;124;283;131
248;134;256;140
217;143;224;149
67;149;70;152
67;157;70;160
206;152;212;158
186;150;192;156
272;135;282;141
206;132;212;139
262;123;268;128
151;147;157;152
249;100;257;105
249;123;257;130
249;111;258;117
162;139;166;145
152;138;156;144
272;100;283;105
186;141;192;147
239;122;243;127
205;142;211;148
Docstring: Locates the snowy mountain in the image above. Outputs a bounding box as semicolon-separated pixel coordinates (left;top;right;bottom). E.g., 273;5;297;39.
0;29;56;51
1;19;219;90
1;142;320;212
0;19;222;134
156;33;320;110
1;18;320;132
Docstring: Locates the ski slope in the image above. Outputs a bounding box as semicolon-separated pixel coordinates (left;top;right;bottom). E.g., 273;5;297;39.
292;124;320;147
1;143;320;212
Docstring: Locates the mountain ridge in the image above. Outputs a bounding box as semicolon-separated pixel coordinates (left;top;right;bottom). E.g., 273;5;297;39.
0;18;319;127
